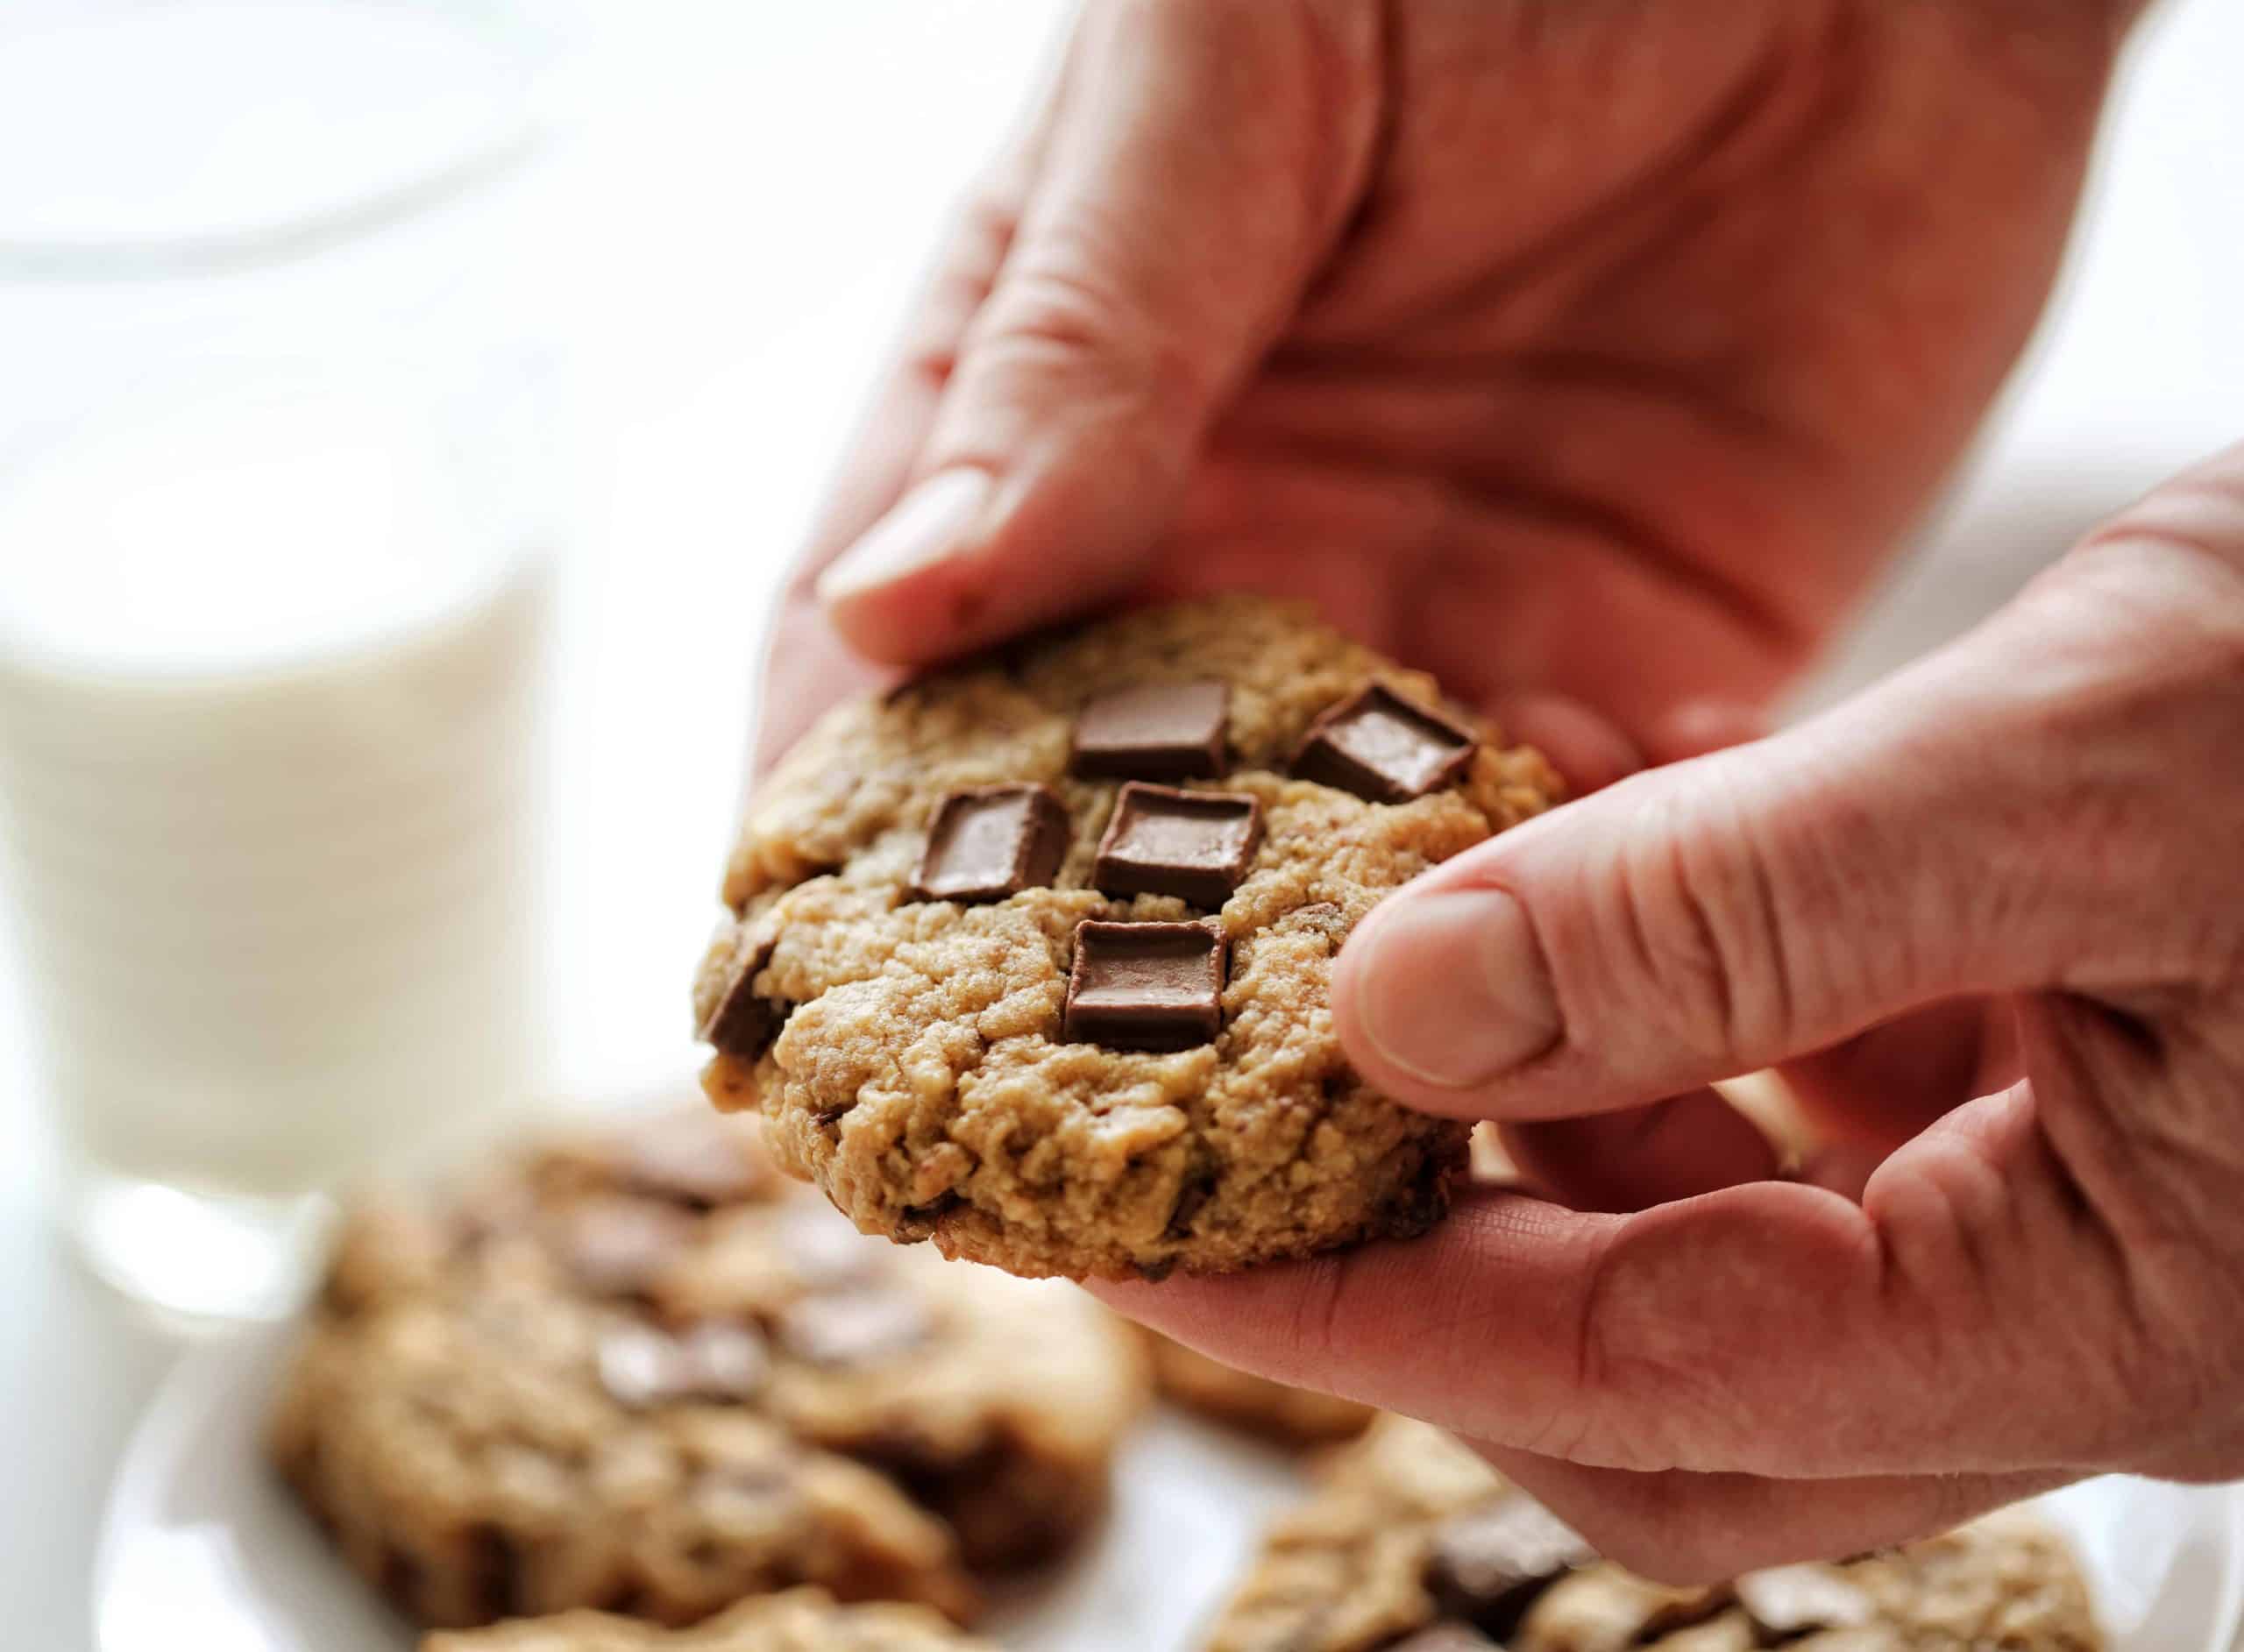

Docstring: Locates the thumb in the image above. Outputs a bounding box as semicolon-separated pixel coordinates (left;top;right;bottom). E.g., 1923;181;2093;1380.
814;0;1379;663
1334;463;2244;1120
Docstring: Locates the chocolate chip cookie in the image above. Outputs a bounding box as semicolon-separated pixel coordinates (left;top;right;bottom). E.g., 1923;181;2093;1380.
1203;1417;2103;1651
271;1110;1148;1631
421;1587;992;1651
696;597;1559;1280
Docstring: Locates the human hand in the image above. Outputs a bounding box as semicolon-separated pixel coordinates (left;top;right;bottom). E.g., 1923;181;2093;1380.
758;0;2129;784
1103;446;2244;1580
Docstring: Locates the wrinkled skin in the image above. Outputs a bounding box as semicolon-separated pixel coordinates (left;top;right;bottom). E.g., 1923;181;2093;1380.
747;0;2244;1578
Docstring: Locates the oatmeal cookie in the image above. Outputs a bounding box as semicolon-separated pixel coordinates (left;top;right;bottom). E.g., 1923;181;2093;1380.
1204;1416;2103;1651
420;1587;991;1650
271;1110;1147;1630
696;598;1559;1280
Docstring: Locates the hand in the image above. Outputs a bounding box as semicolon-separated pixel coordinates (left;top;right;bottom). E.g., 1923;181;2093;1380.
1104;448;2244;1580
758;0;2128;783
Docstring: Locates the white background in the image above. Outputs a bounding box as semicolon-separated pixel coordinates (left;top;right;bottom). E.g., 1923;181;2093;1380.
1;0;2239;1644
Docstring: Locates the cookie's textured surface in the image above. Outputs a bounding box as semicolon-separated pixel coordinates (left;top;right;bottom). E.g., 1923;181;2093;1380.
1204;1418;2103;1651
271;1112;1147;1631
697;599;1559;1280
1141;1330;1375;1445
421;1587;992;1651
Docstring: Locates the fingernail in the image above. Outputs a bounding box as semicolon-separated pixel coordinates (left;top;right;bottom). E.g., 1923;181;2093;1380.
1351;888;1560;1088
815;467;995;604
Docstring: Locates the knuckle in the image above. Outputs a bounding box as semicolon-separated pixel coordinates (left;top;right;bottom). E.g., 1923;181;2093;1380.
1566;1224;1740;1474
970;252;1218;429
1280;1258;1353;1379
1603;770;1796;1064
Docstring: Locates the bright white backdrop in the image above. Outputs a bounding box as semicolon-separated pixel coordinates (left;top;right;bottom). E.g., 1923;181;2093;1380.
0;1;2238;1644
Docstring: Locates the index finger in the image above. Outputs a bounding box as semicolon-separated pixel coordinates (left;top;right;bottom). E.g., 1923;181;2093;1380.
749;93;1063;776
1092;1086;2146;1481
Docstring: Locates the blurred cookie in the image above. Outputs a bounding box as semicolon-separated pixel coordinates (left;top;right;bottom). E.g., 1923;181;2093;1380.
698;596;1559;1280
1140;1330;1375;1445
1203;1416;2103;1651
421;1587;991;1650
272;1110;1147;1631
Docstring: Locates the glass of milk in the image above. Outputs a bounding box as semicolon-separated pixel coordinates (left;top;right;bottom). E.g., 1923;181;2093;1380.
0;0;565;1319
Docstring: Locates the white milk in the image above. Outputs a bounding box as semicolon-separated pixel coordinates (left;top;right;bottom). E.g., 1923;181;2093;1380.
0;0;536;259
0;376;550;1307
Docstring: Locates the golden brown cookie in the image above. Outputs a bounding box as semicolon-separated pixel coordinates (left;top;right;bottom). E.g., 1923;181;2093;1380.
271;1111;1147;1631
420;1587;992;1651
1203;1417;2103;1651
696;598;1559;1280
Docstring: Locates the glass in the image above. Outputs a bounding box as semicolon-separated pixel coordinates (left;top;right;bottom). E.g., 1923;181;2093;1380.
0;0;569;1320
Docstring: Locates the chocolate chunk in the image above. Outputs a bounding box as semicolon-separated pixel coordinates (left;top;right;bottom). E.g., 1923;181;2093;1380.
1093;782;1263;906
1426;1494;1596;1635
775;1287;934;1367
699;940;780;1060
555;1196;695;1296
1292;684;1478;803
1388;1628;1505;1652
1063;918;1227;1052
597;1320;770;1408
1735;1564;1875;1634
894;1193;961;1244
907;783;1069;904
1070;681;1228;780
1164;1170;1217;1238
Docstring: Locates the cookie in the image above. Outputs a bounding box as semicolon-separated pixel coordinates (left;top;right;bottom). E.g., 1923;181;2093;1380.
1203;1417;2103;1651
696;597;1559;1280
420;1587;992;1651
1140;1330;1376;1445
271;1110;1147;1630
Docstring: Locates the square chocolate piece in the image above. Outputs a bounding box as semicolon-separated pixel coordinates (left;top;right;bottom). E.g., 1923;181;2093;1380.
1070;680;1228;781
1292;684;1478;803
907;784;1069;904
1093;783;1262;907
1063;918;1227;1052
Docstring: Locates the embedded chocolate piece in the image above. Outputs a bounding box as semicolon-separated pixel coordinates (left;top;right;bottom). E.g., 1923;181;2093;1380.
597;1320;770;1408
907;783;1069;903
776;1287;934;1367
1070;680;1228;780
1292;684;1478;803
699;941;780;1060
1093;782;1263;906
1389;1628;1504;1652
1736;1564;1875;1634
1426;1495;1597;1635
1063;918;1227;1052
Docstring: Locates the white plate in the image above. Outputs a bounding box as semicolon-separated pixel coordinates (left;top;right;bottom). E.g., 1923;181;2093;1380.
95;1324;2244;1650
